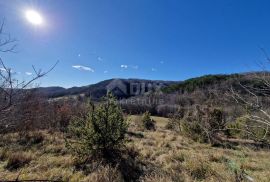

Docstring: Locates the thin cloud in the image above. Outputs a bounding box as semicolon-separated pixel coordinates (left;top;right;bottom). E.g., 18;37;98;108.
72;65;94;72
97;56;103;61
120;65;138;70
25;72;33;76
120;65;128;69
104;70;108;74
151;68;157;72
160;61;164;64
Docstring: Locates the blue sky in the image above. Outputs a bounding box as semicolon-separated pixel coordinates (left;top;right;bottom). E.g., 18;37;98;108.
1;0;270;87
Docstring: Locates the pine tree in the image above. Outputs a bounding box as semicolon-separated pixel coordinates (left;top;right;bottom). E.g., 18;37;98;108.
66;93;128;159
142;111;156;130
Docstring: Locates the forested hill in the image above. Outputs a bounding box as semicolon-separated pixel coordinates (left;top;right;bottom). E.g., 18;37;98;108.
35;72;269;100
35;79;178;99
161;72;270;94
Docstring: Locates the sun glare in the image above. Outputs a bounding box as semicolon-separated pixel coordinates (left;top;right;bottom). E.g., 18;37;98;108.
25;10;43;25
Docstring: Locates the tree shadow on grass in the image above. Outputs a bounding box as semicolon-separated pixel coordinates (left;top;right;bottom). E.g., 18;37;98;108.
74;147;145;182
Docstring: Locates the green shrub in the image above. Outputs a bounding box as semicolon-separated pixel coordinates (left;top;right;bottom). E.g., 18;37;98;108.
227;116;270;142
182;120;208;143
227;159;250;182
227;117;247;138
66;93;128;159
142;111;156;130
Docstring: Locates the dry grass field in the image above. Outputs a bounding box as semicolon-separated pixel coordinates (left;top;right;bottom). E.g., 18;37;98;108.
0;116;269;181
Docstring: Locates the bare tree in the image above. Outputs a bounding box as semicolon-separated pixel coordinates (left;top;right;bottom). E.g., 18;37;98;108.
0;20;58;132
228;49;270;142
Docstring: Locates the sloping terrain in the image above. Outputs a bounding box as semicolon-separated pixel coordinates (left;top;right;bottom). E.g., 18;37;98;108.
0;116;269;181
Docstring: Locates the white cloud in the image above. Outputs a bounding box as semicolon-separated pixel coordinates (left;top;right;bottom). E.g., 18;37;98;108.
78;54;81;57
25;72;32;76
120;65;138;70
97;56;103;61
72;65;94;72
151;68;157;72
120;65;128;69
104;70;108;74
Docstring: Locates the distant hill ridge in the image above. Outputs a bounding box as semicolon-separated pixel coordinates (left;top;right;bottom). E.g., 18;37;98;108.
35;72;269;99
35;78;178;99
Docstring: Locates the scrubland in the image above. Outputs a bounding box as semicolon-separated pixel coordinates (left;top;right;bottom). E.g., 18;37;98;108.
0;115;269;182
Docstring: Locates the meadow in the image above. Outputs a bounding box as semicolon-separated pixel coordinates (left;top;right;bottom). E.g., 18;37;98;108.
1;115;269;181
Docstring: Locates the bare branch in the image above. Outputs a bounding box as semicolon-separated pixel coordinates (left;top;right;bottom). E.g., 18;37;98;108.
229;49;270;143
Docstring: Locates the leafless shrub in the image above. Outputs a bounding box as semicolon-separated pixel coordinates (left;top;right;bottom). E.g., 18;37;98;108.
228;49;270;143
166;107;185;131
0;20;58;133
182;105;227;144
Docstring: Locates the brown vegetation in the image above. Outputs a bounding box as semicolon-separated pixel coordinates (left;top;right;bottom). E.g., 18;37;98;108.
0;118;269;181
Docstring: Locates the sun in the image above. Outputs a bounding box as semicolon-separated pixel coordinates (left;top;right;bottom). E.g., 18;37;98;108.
25;10;43;25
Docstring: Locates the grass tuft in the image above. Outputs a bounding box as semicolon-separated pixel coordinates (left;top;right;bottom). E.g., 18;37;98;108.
5;152;33;170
